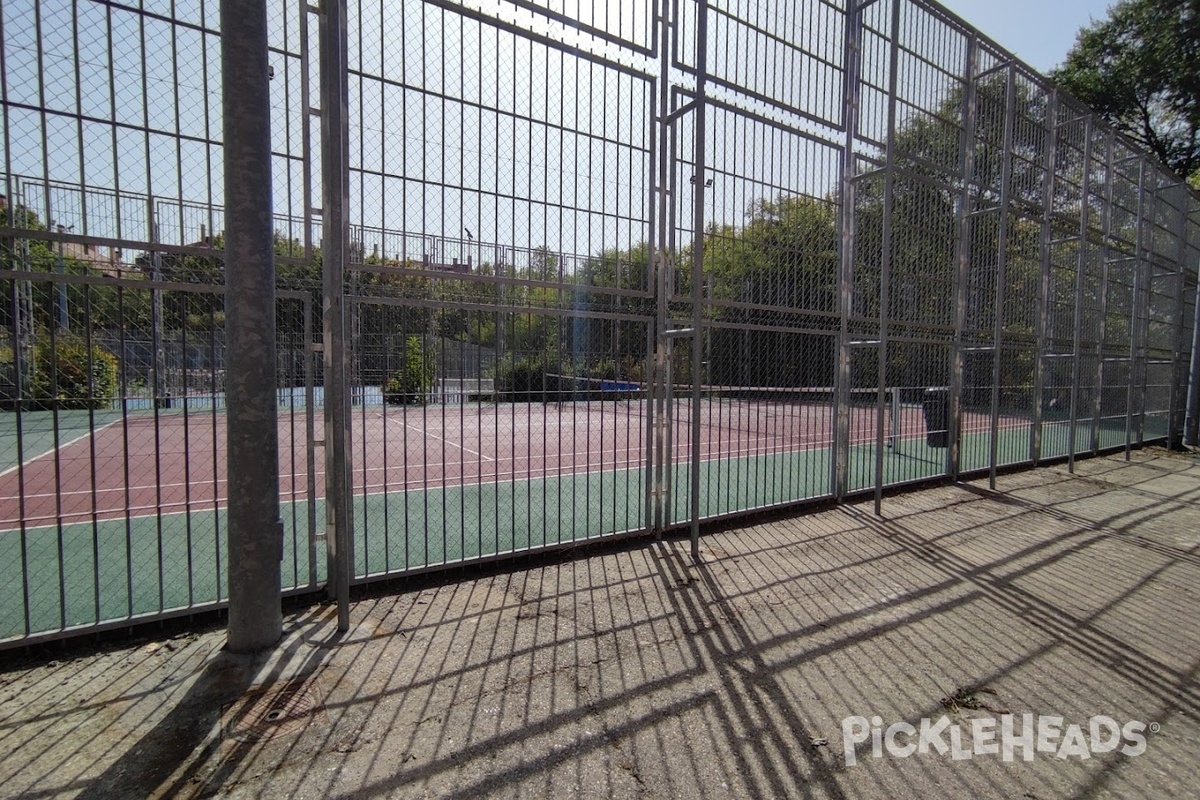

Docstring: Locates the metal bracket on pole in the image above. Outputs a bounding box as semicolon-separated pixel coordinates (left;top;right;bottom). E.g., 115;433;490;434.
662;99;699;126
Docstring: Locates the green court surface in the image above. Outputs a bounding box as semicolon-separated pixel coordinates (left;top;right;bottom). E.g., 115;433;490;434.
0;421;1143;642
0;409;127;474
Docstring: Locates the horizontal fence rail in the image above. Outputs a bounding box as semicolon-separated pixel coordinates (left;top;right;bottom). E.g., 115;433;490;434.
1;0;1197;647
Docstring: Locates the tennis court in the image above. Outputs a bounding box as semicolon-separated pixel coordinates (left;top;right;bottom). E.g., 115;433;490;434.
0;384;1113;641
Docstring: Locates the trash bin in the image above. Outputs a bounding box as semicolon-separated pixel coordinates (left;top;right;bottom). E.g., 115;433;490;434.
923;387;949;448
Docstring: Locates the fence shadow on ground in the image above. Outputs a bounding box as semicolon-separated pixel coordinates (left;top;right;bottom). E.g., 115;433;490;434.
4;453;1196;798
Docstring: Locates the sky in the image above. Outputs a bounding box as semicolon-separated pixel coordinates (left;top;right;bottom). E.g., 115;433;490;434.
936;0;1117;73
3;0;1130;262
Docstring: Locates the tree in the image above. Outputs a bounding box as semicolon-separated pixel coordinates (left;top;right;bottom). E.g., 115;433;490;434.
381;335;434;404
1052;0;1200;182
676;195;840;388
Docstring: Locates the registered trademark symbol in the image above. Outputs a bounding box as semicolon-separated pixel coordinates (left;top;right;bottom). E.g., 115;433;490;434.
1149;722;1161;733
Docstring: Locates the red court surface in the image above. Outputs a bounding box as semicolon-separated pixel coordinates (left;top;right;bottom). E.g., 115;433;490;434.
0;398;1014;529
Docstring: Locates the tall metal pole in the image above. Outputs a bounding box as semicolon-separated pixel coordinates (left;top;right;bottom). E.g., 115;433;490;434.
1186;257;1200;448
148;199;167;408
689;0;708;561
833;1;862;500
1031;90;1058;465
873;0;902;515
1135;169;1156;447
1090;132;1116;454
1166;183;1191;449
221;0;282;652
1066;115;1093;474
987;67;1016;489
1125;159;1147;459
949;34;979;480
651;0;671;533
320;0;353;631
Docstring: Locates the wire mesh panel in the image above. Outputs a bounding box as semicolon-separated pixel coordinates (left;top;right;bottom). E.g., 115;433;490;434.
337;0;658;579
0;266;319;643
0;0;319;645
2;0;1198;646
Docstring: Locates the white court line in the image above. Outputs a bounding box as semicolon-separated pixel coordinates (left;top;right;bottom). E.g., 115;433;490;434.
0;417;124;481
400;421;494;460
0;421;1044;533
0;422;1007;508
0;421;1037;526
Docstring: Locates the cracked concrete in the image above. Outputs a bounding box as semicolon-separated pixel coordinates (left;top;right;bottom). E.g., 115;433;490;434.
2;448;1199;799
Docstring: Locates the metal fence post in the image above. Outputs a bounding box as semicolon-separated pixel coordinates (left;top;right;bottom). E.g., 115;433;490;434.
148;197;167;408
221;0;283;653
949;34;979;480
1031;90;1058;465
1090;132;1116;453
1066;116;1094;474
833;0;862;500
319;0;353;631
650;0;671;533
987;67;1017;489
873;0;902;515
1167;183;1191;449
1186;253;1200;448
1136;171;1157;446
688;0;708;560
1125;159;1147;459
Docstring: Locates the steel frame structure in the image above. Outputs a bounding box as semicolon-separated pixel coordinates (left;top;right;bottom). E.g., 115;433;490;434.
0;0;1197;647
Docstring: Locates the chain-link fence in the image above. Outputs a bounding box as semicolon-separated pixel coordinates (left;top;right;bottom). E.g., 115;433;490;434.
2;0;1197;646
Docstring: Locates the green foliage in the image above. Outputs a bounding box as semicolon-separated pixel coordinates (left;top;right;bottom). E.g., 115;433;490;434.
491;352;569;403
491;352;640;403
1052;0;1199;180
0;205;57;269
25;332;119;410
382;335;434;404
